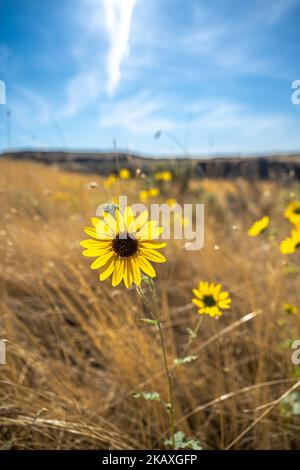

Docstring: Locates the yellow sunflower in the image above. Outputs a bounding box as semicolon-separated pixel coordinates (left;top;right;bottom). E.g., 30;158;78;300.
166;198;177;207
280;228;300;254
80;207;166;288
148;187;160;198
284;201;300;225
104;174;116;189
119;168;131;180
155;170;172;182
192;282;231;317
139;190;149;203
248;216;269;237
283;303;298;315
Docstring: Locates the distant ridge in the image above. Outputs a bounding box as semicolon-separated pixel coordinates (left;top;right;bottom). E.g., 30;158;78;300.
1;150;300;180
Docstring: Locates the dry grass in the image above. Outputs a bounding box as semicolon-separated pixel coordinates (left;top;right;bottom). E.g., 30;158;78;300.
0;158;299;450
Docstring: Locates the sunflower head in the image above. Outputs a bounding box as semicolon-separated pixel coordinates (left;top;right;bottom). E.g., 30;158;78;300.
284;201;300;225
104;174;116;188
119;168;131;180
283;303;298;315
148;187;160;198
139;190;149;203
280;228;300;254
248;216;269;237
166;198;177;208
80;206;166;288
192;282;231;317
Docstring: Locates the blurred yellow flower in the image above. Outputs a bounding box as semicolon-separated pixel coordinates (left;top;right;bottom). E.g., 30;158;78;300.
280;228;300;254
155;171;172;182
139;190;149;203
166;198;177;207
192;282;231;317
104;174;116;189
119;168;131;180
52;191;70;201
248;216;269;237
80;207;166;288
284;201;300;225
148;187;160;197
174;213;190;228
283;303;298;315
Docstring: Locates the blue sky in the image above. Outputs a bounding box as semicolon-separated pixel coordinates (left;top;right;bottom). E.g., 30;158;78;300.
0;0;300;155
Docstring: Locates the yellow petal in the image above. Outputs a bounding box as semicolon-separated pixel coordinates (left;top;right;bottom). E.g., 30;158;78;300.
131;257;141;286
192;298;204;308
91;217;101;228
139;248;166;263
138;221;164;241
218;300;231;309
123;259;133;288
99;256;116;281
219;291;229;300
115;208;125;233
90;252;114;269
136;255;156;278
103;212;117;234
192;288;201;299
129;211;148;233
139;241;166;249
84;227;99;238
112;258;125;286
95;220;115;239
124;207;134;231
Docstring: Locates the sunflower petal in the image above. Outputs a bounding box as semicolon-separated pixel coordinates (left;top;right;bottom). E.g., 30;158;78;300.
90;252;114;269
192;298;204;308
137;221;163;240
103;212;118;234
131;257;141;286
137;255;156;278
91;217;101;228
112;258;125;286
123;259;133;288
139;241;166;249
115;207;125;233
124;207;134;231
139;248;166;263
129;211;148;233
99;256;116;281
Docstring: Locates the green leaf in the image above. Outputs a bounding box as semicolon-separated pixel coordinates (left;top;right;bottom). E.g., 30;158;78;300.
186;327;198;340
283;265;300;275
174;355;198;366
140;318;159;326
165;431;202;450
132;391;161;401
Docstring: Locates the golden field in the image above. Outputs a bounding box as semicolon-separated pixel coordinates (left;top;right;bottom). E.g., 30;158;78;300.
0;158;300;450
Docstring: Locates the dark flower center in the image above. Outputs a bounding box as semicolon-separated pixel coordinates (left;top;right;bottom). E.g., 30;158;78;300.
112;233;138;257
293;208;300;215
203;295;216;307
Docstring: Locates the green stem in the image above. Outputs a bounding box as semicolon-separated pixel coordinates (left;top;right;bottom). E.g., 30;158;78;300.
136;282;176;449
171;316;202;380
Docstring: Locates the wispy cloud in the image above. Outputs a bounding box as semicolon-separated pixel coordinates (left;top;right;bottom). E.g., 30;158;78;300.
99;92;174;134
103;0;137;95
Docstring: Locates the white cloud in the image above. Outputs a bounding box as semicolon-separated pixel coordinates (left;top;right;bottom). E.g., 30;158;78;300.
103;0;137;95
99;92;174;134
62;71;101;118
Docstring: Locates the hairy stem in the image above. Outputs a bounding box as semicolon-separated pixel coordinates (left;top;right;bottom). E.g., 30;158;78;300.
136;282;176;449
